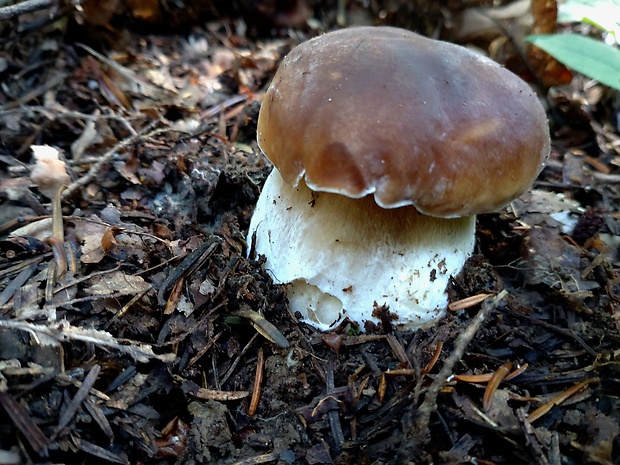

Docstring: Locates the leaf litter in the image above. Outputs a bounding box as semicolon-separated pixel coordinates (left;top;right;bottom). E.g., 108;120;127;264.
0;1;620;464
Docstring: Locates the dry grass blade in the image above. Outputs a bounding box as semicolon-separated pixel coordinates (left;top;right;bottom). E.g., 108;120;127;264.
248;347;264;416
185;331;224;370
229;451;281;465
378;373;388;403
157;236;220;306
53;364;101;439
76;43;177;99
0;320;176;363
422;341;443;374
107;285;152;325
527;377;600;423
0;391;49;457
327;352;344;452
385;368;415;376
483;361;513;412
455;363;529;383
163;277;184;315
386;334;409;365
73;436;129;465
449;293;492;311
193;388;250;401
220;333;259;387
83;396;114;442
505;363;529;381
235;308;289;348
0;258;41;307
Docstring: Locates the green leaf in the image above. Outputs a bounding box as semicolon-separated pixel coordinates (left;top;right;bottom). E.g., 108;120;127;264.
559;0;620;37
526;33;620;90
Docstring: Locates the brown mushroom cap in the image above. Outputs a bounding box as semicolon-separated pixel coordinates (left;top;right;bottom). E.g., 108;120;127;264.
257;26;550;217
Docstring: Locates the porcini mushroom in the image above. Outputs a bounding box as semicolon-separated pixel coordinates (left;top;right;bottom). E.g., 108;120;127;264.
248;26;550;331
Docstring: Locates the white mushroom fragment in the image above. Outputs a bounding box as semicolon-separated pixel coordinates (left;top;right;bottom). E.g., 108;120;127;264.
30;145;71;200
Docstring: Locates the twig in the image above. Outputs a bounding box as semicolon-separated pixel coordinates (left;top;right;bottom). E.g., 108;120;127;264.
0;392;49;456
77;43;177;98
0;0;53;22
0;106;142;125
220;333;259;387
327;351;345;452
52;364;101;440
506;310;598;358
517;408;551;465
185;330;224;371
400;290;507;459
0;258;41;307
73;437;129;464
62;122;165;198
157;236;220;306
0;72;66;110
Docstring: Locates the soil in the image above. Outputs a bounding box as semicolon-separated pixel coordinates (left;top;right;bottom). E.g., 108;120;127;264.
1;1;619;464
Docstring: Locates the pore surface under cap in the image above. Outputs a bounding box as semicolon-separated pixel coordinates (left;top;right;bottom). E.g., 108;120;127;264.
257;26;550;217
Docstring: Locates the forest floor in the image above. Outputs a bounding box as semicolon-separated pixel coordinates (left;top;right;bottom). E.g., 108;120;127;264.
0;1;619;464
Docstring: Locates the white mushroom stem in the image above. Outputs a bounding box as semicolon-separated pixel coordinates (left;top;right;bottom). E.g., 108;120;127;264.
248;170;476;331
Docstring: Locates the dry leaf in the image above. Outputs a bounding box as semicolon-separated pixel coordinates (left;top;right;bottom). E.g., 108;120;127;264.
449;0;571;86
101;226;122;254
77;220;108;264
124;0;162;22
527;0;573;87
86;270;150;295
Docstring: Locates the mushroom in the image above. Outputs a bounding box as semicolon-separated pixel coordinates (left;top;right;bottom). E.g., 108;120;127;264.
30;145;71;200
248;26;550;331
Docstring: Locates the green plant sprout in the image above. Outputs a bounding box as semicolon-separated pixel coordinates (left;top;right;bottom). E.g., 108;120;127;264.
525;0;620;91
